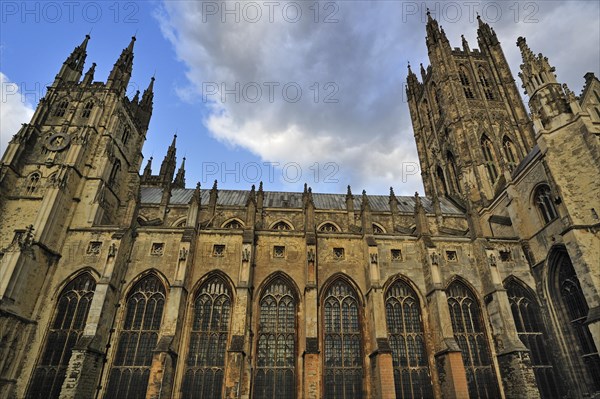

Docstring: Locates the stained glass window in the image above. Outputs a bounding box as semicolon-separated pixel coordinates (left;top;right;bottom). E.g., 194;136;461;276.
105;275;165;399
27;273;96;399
505;279;559;398
254;277;296;399
324;280;362;399
182;275;232;399
554;253;600;393
385;280;433;398
447;281;499;399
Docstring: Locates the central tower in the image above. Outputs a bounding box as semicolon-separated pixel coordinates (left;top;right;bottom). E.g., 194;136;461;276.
407;13;536;208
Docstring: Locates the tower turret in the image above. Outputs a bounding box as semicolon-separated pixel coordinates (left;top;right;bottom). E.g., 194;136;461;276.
53;34;89;86
107;36;135;94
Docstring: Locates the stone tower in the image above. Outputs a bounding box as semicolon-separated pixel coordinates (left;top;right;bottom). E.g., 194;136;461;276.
406;13;536;209
0;35;154;397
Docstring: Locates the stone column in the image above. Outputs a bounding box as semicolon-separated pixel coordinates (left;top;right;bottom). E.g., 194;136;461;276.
303;233;320;399
224;231;254;399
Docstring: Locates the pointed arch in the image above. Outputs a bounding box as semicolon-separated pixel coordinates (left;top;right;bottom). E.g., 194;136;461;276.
532;184;558;225
384;275;433;398
254;272;299;399
270;220;294;231
372;222;386;234
446;278;499;398
547;247;600;394
478;66;495;100
321;274;364;399
27;272;96;399
53;99;69;117
105;272;167;399
446;151;461;194
108;159;121;187
81;100;94;118
503;276;560;398
182;271;234;399
481;134;498;183
436;165;448;196
459;65;475;99
222;218;245;229
317;221;341;233
25;172;41;195
171;217;187;227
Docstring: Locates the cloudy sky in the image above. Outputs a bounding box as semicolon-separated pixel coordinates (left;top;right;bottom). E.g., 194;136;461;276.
1;1;598;195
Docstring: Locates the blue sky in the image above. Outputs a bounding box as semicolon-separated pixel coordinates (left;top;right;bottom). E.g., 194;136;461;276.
1;1;599;195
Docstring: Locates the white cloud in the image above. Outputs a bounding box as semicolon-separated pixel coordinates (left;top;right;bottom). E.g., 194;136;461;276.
155;0;599;195
0;72;35;155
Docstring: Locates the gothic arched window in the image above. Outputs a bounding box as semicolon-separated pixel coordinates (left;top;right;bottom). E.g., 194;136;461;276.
182;275;232;399
25;172;41;195
503;136;518;171
53;100;69;117
254;277;297;399
481;136;498;182
447;151;461;194
27;273;96;399
385;280;433;399
459;66;474;99
552;251;600;393
81;101;93;118
372;224;384;234
108;160;121;187
272;221;292;231
319;223;339;233
478;67;495;100
447;281;499;399
505;279;559;398
437;166;448;195
122;127;131;145
534;185;558;224
105;275;166;399
323;279;363;399
224;219;243;229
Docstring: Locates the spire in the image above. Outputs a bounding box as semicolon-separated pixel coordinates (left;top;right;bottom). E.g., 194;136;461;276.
257;181;264;209
361;190;371;212
461;34;470;52
246;184;256;206
406;62;421;99
131;90;140;104
140;76;154;111
209;179;218;210
173;157;186;188
425;8;442;47
420;63;427;82
107;36;136;94
159;134;177;184
476;14;498;45
82;62;96;85
346;185;354;212
190;182;201;205
142;156;153;179
414;192;431;236
54;34;89;84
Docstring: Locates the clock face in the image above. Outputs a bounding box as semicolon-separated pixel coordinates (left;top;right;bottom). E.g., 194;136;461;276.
45;132;71;152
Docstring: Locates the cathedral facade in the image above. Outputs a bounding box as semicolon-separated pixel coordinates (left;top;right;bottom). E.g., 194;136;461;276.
0;14;599;399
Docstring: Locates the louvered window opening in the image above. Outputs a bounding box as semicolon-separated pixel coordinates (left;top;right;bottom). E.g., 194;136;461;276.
385;280;433;399
447;282;499;399
254;278;296;399
105;276;165;399
182;276;232;399
506;281;559;398
27;274;95;399
324;281;362;399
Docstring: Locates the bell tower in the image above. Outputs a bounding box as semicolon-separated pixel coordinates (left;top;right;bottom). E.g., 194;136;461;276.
407;13;536;209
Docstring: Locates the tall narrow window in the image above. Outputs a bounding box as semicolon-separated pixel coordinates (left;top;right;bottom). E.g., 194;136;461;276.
505;279;559;398
108;160;121;187
122;127;131;145
105;275;166;399
81;101;93;118
459;66;474;99
182;275;232;399
503;136;518;171
25;172;41;195
447;281;499;399
534;185;558;224
481;136;498;182
254;277;297;399
447;151;461;194
479;67;495;100
552;250;600;393
385;280;433;399
27;273;96;399
324;280;363;399
53;100;69;117
437;166;448;195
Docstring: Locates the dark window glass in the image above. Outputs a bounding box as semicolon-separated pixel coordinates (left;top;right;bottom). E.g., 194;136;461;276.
53;101;68;117
324;280;362;399
447;281;499;399
459;67;475;99
82;101;93;118
481;136;498;182
105;275;165;399
254;277;296;399
27;273;96;399
506;280;560;398
385;280;433;398
534;185;558;224
555;254;600;393
182;275;232;399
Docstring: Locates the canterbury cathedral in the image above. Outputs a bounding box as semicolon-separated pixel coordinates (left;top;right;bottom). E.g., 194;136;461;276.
1;13;600;399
